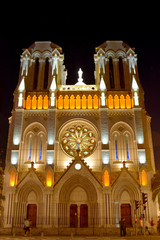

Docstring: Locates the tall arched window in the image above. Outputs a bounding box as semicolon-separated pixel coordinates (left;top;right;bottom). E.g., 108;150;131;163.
46;170;52;187
114;95;119;109
119;57;125;89
10;170;15;187
120;95;125;109
108;95;113;109
26;95;31;109
88;95;93;109
126;95;131;109
82;95;87;109
115;135;118;160
76;95;81;109
58;95;63;109
109;58;115;89
32;95;37;109
93;95;99;109
142;170;147;186
28;135;32;161
33;58;39;90
64;95;69;109
43;58;49;89
104;170;110;187
126;134;130;160
38;95;43;109
43;95;48;109
39;135;43;161
70;95;75;109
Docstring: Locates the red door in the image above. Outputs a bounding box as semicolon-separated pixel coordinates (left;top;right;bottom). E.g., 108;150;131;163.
70;204;78;228
27;204;37;227
121;204;132;227
80;204;88;228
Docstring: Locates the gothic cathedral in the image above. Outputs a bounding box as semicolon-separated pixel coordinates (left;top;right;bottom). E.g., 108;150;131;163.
2;41;158;234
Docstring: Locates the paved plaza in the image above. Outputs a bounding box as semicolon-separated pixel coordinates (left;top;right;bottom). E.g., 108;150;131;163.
1;235;160;240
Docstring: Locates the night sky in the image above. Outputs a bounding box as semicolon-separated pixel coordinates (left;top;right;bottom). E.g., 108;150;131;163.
0;36;160;169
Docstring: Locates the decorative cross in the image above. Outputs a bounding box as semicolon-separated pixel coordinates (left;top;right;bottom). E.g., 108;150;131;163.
123;161;126;169
31;161;34;168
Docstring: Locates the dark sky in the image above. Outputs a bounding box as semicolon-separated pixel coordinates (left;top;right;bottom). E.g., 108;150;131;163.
0;36;160;169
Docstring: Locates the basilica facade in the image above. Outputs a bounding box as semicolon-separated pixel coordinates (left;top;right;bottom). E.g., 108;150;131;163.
2;41;158;234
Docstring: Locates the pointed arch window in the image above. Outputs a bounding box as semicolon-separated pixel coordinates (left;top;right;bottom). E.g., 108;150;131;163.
119;57;125;89
82;95;87;109
76;95;81;109
26;95;31;109
64;95;69;109
10;170;15;187
58;95;63;109
126;134;130;160
44;58;49;89
46;170;52;187
115;135;118;160
70;95;75;109
114;95;119;109
104;170;110;187
126;95;131;109
43;95;48;109
39;135;43;161
33;58;39;90
108;95;113;109
32;95;37;109
142;170;147;186
88;95;93;109
38;95;43;109
28;135;32;161
109;58;115;89
93;95;99;109
120;95;125;109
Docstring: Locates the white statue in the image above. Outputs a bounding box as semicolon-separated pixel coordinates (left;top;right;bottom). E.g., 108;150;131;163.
99;53;105;74
128;54;137;74
75;68;85;85
51;54;59;75
21;54;30;76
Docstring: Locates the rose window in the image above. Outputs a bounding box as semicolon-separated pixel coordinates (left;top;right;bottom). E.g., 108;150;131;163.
61;124;97;158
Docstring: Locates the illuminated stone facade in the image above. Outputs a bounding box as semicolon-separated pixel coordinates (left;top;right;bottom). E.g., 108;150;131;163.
2;41;158;233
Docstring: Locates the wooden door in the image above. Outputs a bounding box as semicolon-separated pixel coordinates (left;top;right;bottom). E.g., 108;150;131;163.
70;204;78;228
80;204;88;228
27;204;37;227
121;204;132;227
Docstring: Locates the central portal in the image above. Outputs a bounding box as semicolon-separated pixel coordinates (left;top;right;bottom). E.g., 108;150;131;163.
70;204;88;228
121;204;132;227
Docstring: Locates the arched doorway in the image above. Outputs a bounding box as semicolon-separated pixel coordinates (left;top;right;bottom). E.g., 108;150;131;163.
27;204;37;227
120;190;132;227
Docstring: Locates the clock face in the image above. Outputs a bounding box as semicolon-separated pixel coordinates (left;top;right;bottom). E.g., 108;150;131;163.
75;163;82;170
61;123;97;158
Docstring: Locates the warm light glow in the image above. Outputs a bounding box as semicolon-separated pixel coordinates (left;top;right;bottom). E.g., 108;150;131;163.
64;95;69;109
32;95;37;109
43;95;48;109
120;95;125;109
76;95;81;109
104;170;110;187
114;95;119;109
108;95;113;109
126;95;131;109
142;170;147;186
38;95;43;109
58;95;63;109
82;95;87;109
70;95;75;109
88;95;92;109
93;95;99;109
26;95;31;109
46;170;52;187
10;170;15;187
